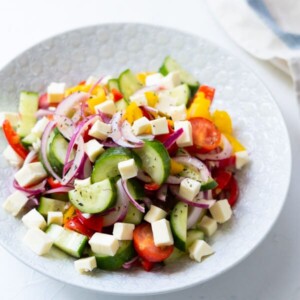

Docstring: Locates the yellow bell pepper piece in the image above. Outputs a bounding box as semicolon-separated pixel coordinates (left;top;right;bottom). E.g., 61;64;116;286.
212;110;232;134
136;72;155;85
65;84;91;97
123;102;143;125
224;133;246;152
188;99;212;120
145;91;158;107
87;87;106;114
63;205;76;224
170;159;185;175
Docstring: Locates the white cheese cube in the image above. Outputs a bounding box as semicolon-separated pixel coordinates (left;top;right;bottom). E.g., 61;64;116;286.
160;71;181;89
132;117;151;135
151;219;174;247
129;93;148;106
86;75;98;86
174;121;193;147
88;120;112;140
84;139;104;162
89;233;119;256
101;75;113;85
74;256;97;273
95;100;116;116
47;82;66;104
113;222;135;240
2;191;28;216
47;211;63;226
235;151;250;170
189;240;214;262
23;228;53;256
32;138;41;152
197;215;217;237
0;112;19;128
118;159;138;180
22;209;46;230
170;105;187;121
209;199;232;224
31;117;49;138
179;178;201;201
145;73;164;86
3;145;24;168
150;117;169;135
74;177;91;188
14;162;47;187
156;92;177;114
144;205;167;223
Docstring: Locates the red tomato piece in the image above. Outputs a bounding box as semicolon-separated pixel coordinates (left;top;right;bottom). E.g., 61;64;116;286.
199;85;215;101
144;183;161;191
38;93;50;109
140;259;155;272
2;119;29;159
213;170;232;191
111;88;123;102
189;117;221;151
76;210;103;232
47;177;63;189
64;216;95;238
133;223;174;262
226;176;239;207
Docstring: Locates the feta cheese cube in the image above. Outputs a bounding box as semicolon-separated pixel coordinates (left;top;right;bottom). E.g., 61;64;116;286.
2;191;28;216
129;93;148;106
31;117;49;138
179;178;201;201
23;228;53;256
47;82;66;104
235;151;250;170
132;117;151;135
150;117;169;135
86;76;98;86
14;162;47;187
84;139;104;162
88;120;112;140
3;145;24;168
189;240;214;262
113;222;135;240
145;73;164;86
151;219;174;247
47;211;63;226
174;121;193;147
170;105;187;121
74;256;97;273
118;159;138;180
95;100;116;116
0;112;19;128
74;177;91;188
89;233;119;256
22;209;46;230
197;215;217;237
101;75;113;85
32;138;41;152
144;205;167;223
161;71;181;89
209;199;232;224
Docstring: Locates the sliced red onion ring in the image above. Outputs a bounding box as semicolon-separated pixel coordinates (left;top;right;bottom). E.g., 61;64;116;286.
63;160;73;176
43;186;74;194
121;180;145;213
41;121;62;182
131;85;160;97
13;179;47;196
163;128;183;150
140;105;159;115
187;206;204;229
97;111;111;124
121;120;144;145
197;134;233;161
205;156;236;169
166;175;185;184
141;197;152;209
54;114;75;140
137;170;152;183
122;256;139;269
35;109;54;118
88;76;104;94
103;179;129;227
102;140;118;148
173;156;211;182
169;186;216;208
23;149;38;165
77;154;92;179
156;184;168;202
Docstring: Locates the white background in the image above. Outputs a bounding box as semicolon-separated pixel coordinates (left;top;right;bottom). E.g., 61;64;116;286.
0;1;299;299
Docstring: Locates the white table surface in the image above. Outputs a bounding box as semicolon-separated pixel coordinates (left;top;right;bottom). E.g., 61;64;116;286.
0;1;299;299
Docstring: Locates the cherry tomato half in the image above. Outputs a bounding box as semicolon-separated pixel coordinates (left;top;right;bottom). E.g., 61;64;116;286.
140;259;155;272
76;210;103;232
189;117;221;151
64;216;95;238
47;177;63;189
226;176;239;207
213;170;232;191
111;88;123;102
133;223;173;262
144;183;161;191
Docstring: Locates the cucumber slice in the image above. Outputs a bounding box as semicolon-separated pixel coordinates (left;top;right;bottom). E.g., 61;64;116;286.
186;229;205;248
159;84;191;106
123;203;143;225
115;99;129;112
91;240;135;270
17;115;37;137
134;140;170;185
69;178;117;214
91;147;133;183
201;179;217;191
164;247;184;265
46;224;88;258
159;56;199;95
107;78;120;92
22;132;38;147
126;178;144;199
118;69;142;100
19;91;39;116
38;197;66;217
170;201;188;251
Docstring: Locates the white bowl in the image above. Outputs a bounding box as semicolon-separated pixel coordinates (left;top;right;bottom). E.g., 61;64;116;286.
0;23;291;295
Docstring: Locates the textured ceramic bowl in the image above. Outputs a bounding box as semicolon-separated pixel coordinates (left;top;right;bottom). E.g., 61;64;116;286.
0;23;291;295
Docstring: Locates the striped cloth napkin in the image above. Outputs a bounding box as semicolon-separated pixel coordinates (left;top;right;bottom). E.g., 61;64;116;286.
207;0;300;98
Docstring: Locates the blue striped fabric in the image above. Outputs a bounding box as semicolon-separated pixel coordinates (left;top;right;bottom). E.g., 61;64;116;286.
247;0;300;49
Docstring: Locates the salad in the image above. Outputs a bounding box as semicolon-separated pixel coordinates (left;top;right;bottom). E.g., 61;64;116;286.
1;56;249;273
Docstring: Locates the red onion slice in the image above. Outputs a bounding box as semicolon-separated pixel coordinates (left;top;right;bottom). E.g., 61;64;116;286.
187;206;204;229
103;179;129;227
102;140;118;148
169;186;216;208
35;109;54;118
121;120;144;145
166;175;186;184
54;115;75;140
205;156;236;169
163;128;183;150
43;186;74;194
122;256;139;269
121;180;145;213
23;150;37;165
88;76;104;94
77;154;92;179
97;111;111;124
137;170;152;183
156;184;168;202
13;179;47;196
